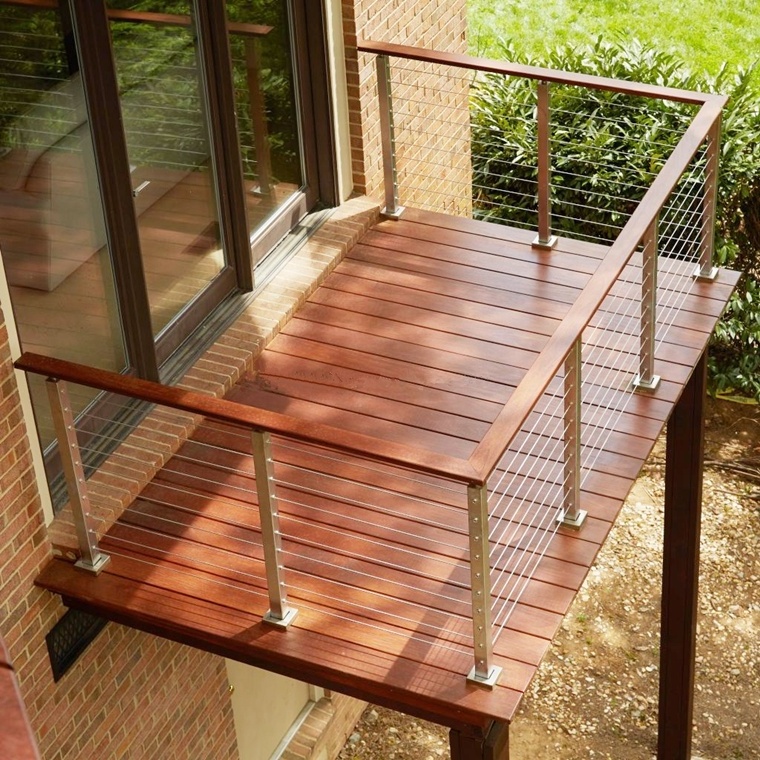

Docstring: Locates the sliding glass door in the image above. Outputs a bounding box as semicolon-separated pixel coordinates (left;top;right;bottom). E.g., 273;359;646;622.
0;2;128;445
0;0;335;461
225;0;309;264
107;1;236;341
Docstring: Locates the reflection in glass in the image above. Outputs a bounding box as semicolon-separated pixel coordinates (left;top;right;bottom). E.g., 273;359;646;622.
225;0;305;262
107;0;227;336
0;3;127;446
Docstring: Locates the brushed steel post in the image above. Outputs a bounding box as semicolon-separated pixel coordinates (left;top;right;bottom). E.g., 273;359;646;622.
46;378;110;574
251;430;297;628
633;217;661;392
560;338;586;529
532;80;556;250
695;117;720;281
376;54;404;220
466;484;501;688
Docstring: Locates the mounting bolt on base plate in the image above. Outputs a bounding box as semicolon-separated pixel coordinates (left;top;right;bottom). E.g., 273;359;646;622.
632;373;661;392
263;607;299;629
532;234;557;250
467;665;502;689
75;553;111;575
559;509;588;530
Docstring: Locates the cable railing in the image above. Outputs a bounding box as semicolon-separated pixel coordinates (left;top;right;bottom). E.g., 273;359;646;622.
16;352;480;662
15;41;726;692
356;40;725;686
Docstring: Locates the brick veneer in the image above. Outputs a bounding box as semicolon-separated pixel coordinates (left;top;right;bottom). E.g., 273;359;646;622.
0;2;470;757
342;0;470;213
0;197;377;759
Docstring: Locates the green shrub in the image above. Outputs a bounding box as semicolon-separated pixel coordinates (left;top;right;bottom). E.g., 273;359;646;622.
471;38;760;400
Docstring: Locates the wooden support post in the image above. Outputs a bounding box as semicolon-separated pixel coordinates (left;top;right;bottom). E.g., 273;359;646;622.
449;721;509;760
658;350;707;759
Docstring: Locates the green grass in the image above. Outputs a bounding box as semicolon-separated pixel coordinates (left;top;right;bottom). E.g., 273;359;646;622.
468;0;760;77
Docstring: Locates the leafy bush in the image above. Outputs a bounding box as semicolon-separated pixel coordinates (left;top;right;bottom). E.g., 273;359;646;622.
471;38;760;399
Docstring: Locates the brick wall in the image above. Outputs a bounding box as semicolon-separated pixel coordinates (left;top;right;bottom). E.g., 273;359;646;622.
0;3;471;757
0;198;378;760
0;305;240;760
343;0;471;215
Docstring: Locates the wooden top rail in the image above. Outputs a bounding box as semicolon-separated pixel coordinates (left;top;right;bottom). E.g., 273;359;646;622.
358;40;725;106
14;352;480;485
2;0;271;37
357;39;727;481
13;87;725;488
469;95;727;481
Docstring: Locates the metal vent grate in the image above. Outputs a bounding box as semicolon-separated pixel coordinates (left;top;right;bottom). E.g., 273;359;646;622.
45;609;107;682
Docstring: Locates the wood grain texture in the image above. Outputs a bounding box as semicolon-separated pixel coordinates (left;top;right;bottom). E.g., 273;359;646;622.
357;40;726;106
30;210;739;730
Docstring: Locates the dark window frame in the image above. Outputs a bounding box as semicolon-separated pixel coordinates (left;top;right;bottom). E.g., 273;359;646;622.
62;0;338;376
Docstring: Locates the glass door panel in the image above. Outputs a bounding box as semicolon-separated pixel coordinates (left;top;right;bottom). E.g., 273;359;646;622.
0;2;128;447
107;1;231;337
225;1;306;264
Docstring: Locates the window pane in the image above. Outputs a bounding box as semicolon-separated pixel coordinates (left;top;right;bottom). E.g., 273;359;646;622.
0;3;128;446
107;0;229;337
226;0;305;262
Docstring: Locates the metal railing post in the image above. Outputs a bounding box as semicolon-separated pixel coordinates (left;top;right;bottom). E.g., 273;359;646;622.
466;484;501;688
633;217;661;392
251;430;298;628
376;54;404;220
46;378;110;574
560;338;587;529
696;117;721;281
533;80;556;250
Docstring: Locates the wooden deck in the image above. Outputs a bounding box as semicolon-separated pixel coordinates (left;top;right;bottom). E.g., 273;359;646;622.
34;209;739;734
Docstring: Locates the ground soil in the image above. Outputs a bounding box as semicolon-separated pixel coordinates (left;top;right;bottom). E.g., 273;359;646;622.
337;398;760;760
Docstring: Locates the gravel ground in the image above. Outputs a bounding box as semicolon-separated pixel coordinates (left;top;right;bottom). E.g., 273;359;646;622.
338;399;760;760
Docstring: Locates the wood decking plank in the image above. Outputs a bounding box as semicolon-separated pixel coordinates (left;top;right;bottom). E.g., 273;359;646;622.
333;258;572;322
306;286;550;353
35;209;738;734
320;270;561;337
253;352;502;422
392;207;610;261
370;216;604;274
267;334;524;405
225;381;477;458
352;234;595;287
289;303;538;375
234;374;491;441
347;243;584;305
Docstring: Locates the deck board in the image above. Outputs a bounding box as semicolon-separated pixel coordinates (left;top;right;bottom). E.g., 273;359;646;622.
35;208;739;731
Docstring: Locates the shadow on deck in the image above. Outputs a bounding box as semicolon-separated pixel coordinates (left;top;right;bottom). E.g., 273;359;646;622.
26;208;738;736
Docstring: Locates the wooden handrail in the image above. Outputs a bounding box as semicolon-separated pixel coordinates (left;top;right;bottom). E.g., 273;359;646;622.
2;0;271;37
14;352;481;485
357;40;724;106
468;95;727;481
357;39;727;481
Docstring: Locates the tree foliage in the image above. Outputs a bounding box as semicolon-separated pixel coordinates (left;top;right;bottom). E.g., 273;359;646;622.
471;39;760;399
